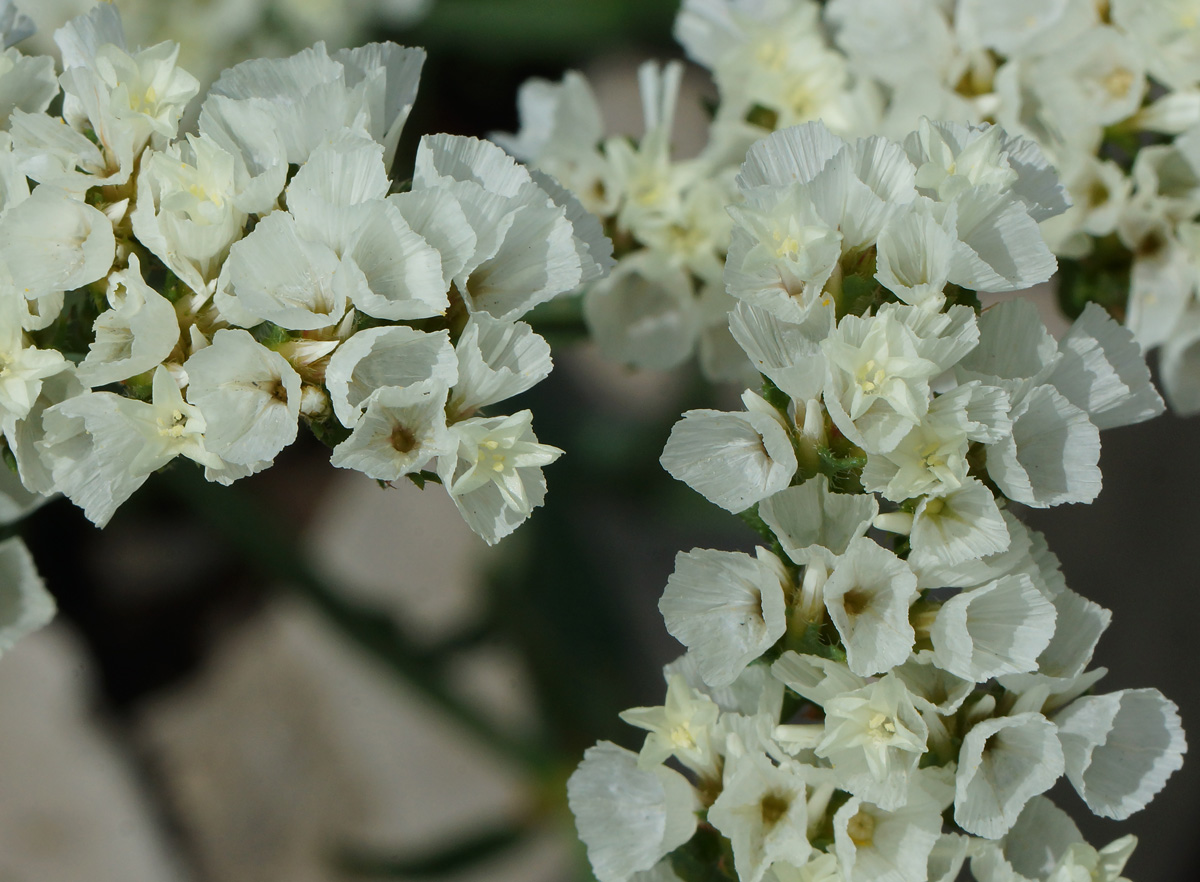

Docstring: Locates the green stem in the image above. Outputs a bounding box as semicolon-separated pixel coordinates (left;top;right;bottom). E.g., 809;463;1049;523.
159;467;555;779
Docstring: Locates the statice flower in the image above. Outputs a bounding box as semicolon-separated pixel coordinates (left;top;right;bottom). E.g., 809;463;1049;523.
0;2;614;656
569;119;1185;882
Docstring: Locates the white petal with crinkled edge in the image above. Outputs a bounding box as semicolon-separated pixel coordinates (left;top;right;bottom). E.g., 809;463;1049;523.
325;326;457;429
344;200;447;321
759;475;877;568
449;314;552;415
950;197;1058;293
332;43;425;169
287;130;391;252
908;478;1010;571
1053;688;1186;820
0;48;58;127
993;795;1085;881
0;536;55;656
389;189;478;290
893;654;973;715
1050;302;1164;429
584;253;700;371
986;384;1101;508
771;652;866;708
709;751;811;882
330;384;452;481
661;404;796;514
832;770;948;882
529;168;614;283
875;197;956;308
0;186;114;296
568;742;699;882
823;537;916;677
728;301;833;402
957;298;1059;388
666;653;786;719
460;197;584;321
218;211;347;330
736;121;846;190
1035;588;1110;680
1160;305;1200;415
932;573;1056;682
196;93;288;215
660;547;788;688
415;132;534;196
955;712;1064;839
184;329;301;467
208;43;364;165
927;833;970;882
76;256;179;388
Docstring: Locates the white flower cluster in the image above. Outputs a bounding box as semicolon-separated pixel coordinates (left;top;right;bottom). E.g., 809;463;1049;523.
502;0;1200;415
568;122;1185;882
494;61;753;380
0;2;612;553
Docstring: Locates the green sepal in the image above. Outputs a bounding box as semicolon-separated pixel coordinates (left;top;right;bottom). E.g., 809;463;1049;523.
783;619;846;664
744;103;779;131
759;375;791;416
307;416;352;449
669;823;738;882
251;321;293;349
406;469;443;490
737;503;776;545
816;445;865;495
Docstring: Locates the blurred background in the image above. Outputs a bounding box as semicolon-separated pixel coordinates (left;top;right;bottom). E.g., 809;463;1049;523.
1;2;1197;881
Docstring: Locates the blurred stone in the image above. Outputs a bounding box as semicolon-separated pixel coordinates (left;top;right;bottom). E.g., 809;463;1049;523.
0;625;188;882
137;596;566;882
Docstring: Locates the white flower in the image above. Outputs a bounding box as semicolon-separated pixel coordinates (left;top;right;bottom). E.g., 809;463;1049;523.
660;392;797;514
324;327;458;429
331;383;452;482
728;301;833;403
954;712;1065;839
822;307;939;453
620;673;720;777
758;475;878;568
1053;688;1187;820
1048;302;1164;430
183;329;302;469
0;291;67;424
1112;0;1200;91
931;573;1057;682
130;134;247;296
906;478;1011;571
568;742;699;882
831;770;949;882
985;384;1101;508
38;365;221;527
660;546;789;688
1045;836;1137;882
583;253;701;372
448;314;552;417
709;751;812;882
817;674;928;810
0;536;55;657
0;185;115;300
822;537;917;678
438;410;562;545
76;255;179;388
